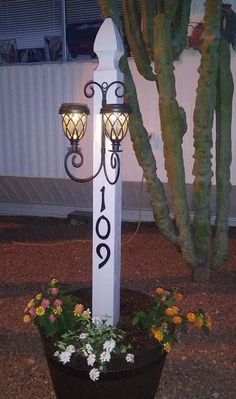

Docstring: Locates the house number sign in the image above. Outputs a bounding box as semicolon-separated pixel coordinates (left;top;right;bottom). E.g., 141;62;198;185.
95;186;111;269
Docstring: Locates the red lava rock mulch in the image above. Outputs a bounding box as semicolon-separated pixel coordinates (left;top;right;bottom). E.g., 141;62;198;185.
0;216;235;399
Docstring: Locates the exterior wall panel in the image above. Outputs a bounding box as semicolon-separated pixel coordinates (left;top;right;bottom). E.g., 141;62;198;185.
0;61;96;178
0;48;235;220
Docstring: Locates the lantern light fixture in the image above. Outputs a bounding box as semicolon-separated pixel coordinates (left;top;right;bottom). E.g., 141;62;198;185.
101;103;131;152
59;103;89;145
59;80;131;185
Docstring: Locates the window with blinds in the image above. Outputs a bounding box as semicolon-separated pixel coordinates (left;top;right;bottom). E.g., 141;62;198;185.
65;0;124;60
0;0;126;65
0;0;62;63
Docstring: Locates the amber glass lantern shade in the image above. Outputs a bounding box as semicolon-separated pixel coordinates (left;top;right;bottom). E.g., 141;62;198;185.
101;103;131;151
59;103;89;143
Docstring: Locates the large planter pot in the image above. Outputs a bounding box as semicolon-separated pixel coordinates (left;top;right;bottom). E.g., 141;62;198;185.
40;288;167;399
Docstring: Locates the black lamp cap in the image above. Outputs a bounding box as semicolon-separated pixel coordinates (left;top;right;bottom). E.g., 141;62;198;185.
101;103;131;114
59;103;90;115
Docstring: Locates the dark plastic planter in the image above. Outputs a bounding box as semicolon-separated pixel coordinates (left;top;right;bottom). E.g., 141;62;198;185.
40;288;167;399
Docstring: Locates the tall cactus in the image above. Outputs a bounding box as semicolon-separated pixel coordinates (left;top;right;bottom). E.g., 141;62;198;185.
192;1;221;261
212;39;233;269
99;0;234;281
151;2;197;268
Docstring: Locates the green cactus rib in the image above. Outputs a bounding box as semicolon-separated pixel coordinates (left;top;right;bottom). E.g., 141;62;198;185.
123;0;156;81
212;40;233;269
170;0;191;60
153;11;197;267
192;0;221;260
140;0;157;60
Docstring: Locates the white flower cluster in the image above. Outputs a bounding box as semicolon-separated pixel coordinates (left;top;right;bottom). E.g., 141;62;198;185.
54;311;135;381
54;344;75;365
85;344;134;381
79;333;88;340
126;353;135;363
83;338;116;381
89;368;100;381
103;338;116;353
92;316;103;326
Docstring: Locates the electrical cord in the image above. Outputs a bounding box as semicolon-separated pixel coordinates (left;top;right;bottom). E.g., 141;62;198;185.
121;174;144;246
11;239;90;247
1;175;145;248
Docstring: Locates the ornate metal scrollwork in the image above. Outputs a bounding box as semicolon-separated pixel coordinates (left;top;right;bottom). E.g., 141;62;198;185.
84;80;125;106
63;80;127;185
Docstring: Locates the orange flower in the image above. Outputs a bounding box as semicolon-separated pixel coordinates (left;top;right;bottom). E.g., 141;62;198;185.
26;299;35;309
205;314;213;330
172;315;182;325
155;287;165;296
165;307;174;316
174;292;184;302
153;329;164;342
186;312;196;323
165;306;179;317
194;318;203;328
74;303;84;316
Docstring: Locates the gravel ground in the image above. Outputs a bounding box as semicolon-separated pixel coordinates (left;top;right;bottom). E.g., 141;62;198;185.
0;216;235;399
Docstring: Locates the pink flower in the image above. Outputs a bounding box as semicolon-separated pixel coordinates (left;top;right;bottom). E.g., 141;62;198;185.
28;307;36;318
49;314;56;323
41;299;50;308
53;299;62;307
50;287;59;296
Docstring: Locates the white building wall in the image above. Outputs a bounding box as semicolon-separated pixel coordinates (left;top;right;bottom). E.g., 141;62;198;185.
0;50;235;185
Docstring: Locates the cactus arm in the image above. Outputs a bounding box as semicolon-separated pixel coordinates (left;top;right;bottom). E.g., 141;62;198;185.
99;0;177;242
99;0;115;16
140;0;157;60
170;0;192;60
123;0;156;81
99;0;123;33
192;0;221;260
153;9;198;267
212;39;233;269
120;56;177;243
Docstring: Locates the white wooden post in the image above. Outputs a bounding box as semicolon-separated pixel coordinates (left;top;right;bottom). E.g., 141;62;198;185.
92;18;124;325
